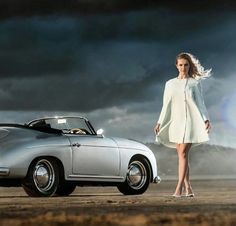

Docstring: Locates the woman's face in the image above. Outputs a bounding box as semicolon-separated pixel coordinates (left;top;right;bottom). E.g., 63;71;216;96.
176;58;190;76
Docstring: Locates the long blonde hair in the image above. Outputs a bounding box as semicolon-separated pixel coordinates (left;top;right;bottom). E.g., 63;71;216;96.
176;52;212;79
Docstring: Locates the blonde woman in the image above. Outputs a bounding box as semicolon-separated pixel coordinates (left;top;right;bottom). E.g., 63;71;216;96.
154;52;211;197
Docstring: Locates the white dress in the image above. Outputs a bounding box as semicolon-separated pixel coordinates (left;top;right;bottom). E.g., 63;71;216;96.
156;77;209;148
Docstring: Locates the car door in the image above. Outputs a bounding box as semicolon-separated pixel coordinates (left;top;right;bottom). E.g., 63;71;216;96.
68;135;120;177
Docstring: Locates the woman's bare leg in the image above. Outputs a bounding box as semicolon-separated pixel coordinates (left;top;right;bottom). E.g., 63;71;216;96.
184;163;193;194
174;143;192;196
184;163;190;188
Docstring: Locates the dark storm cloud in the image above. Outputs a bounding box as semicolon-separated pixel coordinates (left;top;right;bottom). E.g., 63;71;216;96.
0;0;158;18
0;10;234;78
0;65;164;111
0;6;236;112
0;2;236;147
0;17;84;77
0;0;236;20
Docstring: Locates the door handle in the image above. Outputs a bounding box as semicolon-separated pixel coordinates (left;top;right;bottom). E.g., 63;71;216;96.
71;142;81;147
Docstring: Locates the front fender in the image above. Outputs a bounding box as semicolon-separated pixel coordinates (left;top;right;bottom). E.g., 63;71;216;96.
111;137;158;182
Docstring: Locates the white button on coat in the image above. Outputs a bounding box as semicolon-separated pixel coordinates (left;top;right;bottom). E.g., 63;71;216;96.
156;77;209;148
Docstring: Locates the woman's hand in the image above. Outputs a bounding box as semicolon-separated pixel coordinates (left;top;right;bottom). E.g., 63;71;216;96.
205;120;211;133
154;123;160;135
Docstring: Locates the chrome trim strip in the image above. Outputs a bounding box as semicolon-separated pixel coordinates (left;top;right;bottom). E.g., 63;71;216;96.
68;174;124;180
0;168;10;176
26;144;70;149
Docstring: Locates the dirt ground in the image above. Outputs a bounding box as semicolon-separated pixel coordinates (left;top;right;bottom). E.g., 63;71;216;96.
0;179;236;226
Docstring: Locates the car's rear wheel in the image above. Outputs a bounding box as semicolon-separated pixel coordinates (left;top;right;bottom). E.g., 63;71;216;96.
22;158;59;197
117;157;151;195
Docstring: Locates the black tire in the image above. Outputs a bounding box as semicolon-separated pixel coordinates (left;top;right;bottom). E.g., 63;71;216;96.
56;182;76;196
22;158;59;197
117;157;151;195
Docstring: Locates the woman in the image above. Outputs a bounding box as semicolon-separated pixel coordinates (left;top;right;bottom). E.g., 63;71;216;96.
154;52;211;197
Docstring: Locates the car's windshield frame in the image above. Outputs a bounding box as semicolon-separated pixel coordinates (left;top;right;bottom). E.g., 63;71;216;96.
27;116;97;135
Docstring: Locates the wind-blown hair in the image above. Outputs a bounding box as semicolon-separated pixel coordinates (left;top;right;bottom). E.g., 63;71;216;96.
176;52;212;79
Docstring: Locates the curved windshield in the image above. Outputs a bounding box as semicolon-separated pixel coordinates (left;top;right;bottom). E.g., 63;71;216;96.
28;117;95;135
0;129;9;139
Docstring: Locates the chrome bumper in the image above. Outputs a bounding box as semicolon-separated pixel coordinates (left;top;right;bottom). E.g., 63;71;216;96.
0;168;10;176
153;176;161;183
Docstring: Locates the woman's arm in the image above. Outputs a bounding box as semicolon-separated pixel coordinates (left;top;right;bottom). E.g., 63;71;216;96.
154;82;171;134
194;81;209;121
194;81;211;132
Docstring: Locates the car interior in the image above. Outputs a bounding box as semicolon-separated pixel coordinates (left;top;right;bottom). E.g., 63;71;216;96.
29;119;91;135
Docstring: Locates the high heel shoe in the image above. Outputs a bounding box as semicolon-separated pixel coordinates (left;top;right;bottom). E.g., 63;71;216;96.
185;187;194;197
185;193;194;197
172;194;181;198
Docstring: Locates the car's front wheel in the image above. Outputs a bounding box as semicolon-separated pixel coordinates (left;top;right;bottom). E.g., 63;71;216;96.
117;157;151;195
22;158;59;197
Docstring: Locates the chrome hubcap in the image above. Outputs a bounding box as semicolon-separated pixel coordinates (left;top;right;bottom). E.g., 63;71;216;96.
127;161;147;190
33;159;55;192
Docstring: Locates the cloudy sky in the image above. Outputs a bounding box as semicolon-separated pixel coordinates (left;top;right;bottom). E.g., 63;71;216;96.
0;1;236;147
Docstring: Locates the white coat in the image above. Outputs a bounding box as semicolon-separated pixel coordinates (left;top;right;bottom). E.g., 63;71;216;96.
156;77;209;148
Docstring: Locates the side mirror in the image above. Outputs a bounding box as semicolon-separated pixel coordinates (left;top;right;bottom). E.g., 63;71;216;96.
96;128;104;135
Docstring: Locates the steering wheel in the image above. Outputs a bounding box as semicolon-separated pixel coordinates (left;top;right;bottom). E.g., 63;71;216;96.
70;128;86;135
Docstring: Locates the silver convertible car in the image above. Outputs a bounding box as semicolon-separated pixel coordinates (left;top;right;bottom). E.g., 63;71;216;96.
0;116;160;197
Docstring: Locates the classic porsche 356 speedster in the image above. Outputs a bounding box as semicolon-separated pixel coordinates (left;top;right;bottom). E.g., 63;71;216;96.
0;116;160;197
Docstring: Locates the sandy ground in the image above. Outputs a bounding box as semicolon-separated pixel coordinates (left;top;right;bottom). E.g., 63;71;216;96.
0;179;236;226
